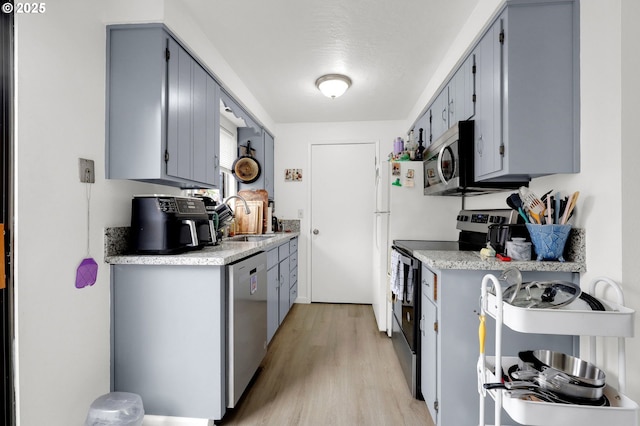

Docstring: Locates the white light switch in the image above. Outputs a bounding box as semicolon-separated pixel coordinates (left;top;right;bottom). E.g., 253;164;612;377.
298;209;304;219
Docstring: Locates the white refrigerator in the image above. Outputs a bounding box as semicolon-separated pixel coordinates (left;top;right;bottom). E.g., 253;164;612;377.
373;161;460;334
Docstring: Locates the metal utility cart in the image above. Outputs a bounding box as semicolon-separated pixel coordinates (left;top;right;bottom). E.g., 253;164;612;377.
478;274;638;426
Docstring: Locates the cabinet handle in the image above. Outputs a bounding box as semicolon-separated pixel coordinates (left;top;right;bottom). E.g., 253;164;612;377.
477;134;484;156
442;108;447;122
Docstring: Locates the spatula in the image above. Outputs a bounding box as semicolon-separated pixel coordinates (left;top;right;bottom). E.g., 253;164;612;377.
519;187;545;224
560;191;579;225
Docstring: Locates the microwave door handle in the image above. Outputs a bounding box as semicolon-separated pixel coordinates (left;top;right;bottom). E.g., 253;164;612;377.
183;219;198;247
437;143;456;185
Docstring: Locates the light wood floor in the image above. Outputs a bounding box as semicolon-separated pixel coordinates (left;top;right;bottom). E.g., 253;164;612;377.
220;303;434;426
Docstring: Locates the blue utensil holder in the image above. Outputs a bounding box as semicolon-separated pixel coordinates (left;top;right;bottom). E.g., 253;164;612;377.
525;224;572;262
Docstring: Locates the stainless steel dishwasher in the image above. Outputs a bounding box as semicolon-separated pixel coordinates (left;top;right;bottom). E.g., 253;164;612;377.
226;251;268;408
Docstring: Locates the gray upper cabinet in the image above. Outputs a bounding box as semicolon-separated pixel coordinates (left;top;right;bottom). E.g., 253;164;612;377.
474;19;501;179
107;25;220;189
425;53;476;144
431;89;450;143
449;54;475;125
263;131;275;198
238;128;276;200
474;0;580;181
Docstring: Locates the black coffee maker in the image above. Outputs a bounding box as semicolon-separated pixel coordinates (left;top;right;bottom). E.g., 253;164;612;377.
130;195;212;254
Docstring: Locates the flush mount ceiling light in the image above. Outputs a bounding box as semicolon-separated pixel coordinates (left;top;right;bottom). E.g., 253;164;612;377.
315;74;352;99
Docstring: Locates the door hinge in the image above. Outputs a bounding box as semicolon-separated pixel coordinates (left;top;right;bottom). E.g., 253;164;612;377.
164;150;170;163
433;321;438;333
472;64;476;74
499;30;505;45
434;400;439;413
472;93;476;103
165;48;171;61
499;145;505;156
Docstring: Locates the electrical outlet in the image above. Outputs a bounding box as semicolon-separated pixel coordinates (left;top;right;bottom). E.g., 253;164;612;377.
298;209;304;219
79;158;95;183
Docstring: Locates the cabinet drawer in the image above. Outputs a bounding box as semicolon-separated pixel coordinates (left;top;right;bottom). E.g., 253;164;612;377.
289;251;298;271
421;264;437;303
267;247;279;269
278;242;290;259
289;237;298;253
289;282;298;307
290;267;297;288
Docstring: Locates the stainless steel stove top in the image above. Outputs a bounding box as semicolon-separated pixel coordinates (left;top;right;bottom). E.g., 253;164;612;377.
393;209;522;254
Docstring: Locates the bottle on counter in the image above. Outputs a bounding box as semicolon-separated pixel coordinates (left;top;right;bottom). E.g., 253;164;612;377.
415;128;425;160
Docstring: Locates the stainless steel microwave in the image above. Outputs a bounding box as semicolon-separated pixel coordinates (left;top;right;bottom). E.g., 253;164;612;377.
423;121;527;196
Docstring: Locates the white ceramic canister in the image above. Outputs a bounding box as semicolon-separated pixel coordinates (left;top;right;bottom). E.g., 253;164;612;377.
506;237;532;261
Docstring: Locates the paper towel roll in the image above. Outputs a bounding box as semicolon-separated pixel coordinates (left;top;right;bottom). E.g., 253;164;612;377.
265;206;273;233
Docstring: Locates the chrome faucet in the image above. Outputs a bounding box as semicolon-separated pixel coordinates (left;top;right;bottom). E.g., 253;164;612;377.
225;195;251;214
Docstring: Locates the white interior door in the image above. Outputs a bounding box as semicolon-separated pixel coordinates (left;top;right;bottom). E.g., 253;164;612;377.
310;143;376;303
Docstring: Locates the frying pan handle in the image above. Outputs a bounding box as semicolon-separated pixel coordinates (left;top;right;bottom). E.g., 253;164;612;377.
518;350;546;371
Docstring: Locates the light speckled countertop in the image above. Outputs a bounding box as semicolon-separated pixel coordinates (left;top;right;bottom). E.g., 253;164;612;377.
414;228;586;273
414;250;585;272
104;229;299;266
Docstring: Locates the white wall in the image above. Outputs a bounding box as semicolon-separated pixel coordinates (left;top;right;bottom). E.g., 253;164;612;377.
12;1;272;425
273;121;465;331
621;0;640;403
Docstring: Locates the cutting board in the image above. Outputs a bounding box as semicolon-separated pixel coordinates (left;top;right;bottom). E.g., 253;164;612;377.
235;200;263;234
238;189;269;231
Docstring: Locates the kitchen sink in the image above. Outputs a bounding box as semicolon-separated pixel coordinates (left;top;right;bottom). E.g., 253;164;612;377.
225;235;276;243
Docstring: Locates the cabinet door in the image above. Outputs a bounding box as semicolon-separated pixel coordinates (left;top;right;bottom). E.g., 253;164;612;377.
474;17;503;179
278;257;290;324
431;88;449;142
167;38;220;186
238;127;265;191
192;67;220;186
450;55;475;124
166;37;193;181
264;131;275;198
267;265;279;343
421;279;438;424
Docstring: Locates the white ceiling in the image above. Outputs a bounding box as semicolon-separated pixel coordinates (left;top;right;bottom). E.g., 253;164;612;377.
182;0;480;124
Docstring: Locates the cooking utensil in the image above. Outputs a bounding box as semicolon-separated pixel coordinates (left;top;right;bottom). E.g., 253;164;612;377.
510;365;604;401
502;280;581;309
560;191;580;225
232;140;262;183
519;350;606;388
506;193;530;223
500;267;523;304
519;186;545;224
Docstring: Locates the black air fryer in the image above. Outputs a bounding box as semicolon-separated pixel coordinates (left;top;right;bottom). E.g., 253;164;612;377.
130;195;212;254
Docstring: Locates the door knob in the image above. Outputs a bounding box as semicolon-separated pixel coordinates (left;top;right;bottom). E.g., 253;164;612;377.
313;229;319;235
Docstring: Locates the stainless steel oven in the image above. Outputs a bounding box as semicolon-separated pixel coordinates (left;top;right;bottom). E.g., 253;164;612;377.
390;245;421;399
391;240;460;399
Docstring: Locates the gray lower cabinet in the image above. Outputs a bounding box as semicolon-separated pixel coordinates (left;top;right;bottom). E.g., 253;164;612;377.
419;265;578;426
107;25;220;188
474;0;579;181
266;249;280;343
266;237;298;344
111;264;226;420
